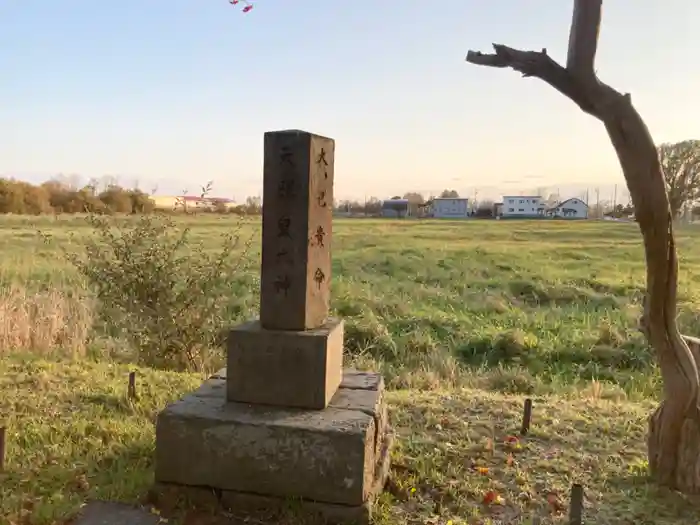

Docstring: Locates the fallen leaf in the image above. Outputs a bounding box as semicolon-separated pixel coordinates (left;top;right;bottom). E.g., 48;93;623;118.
483;490;504;505
547;492;566;512
483;490;498;504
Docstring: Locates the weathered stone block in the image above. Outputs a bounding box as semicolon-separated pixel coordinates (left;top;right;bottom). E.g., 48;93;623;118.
196;370;387;441
150;482;371;524
226;317;343;409
72;502;161;525
341;369;384;391
152;431;393;525
219;490;370;524
154;370;389;508
260;130;335;331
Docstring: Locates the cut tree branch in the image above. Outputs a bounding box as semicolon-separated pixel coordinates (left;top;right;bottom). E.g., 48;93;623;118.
566;0;602;81
465;45;613;117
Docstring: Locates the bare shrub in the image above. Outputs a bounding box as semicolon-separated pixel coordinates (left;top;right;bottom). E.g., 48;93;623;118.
64;212;254;372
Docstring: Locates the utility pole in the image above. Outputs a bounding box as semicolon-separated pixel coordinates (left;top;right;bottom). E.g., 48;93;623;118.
613;184;618;209
595;187;600;218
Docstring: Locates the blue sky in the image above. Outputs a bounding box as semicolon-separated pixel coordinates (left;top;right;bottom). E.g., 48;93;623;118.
2;0;698;201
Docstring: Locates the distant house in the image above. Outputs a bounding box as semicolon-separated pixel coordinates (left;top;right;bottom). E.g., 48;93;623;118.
546;198;588;219
501;196;546;218
430;197;470;218
203;197;236;210
152;196;180;210
493;202;503;217
152;195;236;211
381;199;409;218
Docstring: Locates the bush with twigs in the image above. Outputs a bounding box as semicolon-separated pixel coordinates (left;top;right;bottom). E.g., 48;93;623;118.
63;198;255;372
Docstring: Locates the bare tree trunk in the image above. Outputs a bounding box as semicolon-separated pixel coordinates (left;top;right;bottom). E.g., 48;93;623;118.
466;0;700;491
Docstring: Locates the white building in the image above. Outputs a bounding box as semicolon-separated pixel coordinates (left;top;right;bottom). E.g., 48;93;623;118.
431;198;470;218
546;197;589;219
501;196;546;217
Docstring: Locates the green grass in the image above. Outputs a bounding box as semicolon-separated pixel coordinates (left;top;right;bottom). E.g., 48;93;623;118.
3;216;700;523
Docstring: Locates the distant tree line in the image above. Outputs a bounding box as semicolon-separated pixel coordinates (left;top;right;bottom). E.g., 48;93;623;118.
0;177;269;216
0;177;641;220
0;178;155;215
16;158;700;221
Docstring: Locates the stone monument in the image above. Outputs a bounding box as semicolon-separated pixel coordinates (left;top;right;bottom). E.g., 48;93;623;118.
152;130;392;524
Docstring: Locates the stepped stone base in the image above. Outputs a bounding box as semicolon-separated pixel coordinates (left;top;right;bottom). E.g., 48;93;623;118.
153;369;392;524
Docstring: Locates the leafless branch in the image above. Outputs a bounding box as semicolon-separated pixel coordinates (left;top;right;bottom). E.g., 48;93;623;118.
464;0;626;122
465;45;607;116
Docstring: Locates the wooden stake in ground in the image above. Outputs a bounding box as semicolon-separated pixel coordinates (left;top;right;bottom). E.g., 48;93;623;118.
520;398;532;436
0;426;5;472
569;483;584;525
128;371;137;400
466;0;700;492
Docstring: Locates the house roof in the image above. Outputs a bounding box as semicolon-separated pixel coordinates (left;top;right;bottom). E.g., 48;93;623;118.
547;197;588;210
503;195;543;199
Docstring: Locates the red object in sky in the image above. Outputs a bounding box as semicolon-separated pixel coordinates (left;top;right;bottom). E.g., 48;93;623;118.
230;0;253;12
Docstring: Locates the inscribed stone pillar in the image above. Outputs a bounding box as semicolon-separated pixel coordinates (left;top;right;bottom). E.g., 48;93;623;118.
154;130;392;524
260;130;335;331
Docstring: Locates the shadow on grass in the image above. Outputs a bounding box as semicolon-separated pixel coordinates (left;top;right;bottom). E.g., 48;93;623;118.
456;329;654;378
383;389;700;525
2;435;155;524
601;473;700;523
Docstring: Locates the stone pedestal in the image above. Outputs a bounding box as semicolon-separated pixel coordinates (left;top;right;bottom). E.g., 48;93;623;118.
153;370;392;524
152;130;391;524
226;318;344;409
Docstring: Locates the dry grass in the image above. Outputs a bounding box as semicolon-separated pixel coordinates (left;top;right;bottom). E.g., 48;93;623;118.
3;355;699;525
375;390;700;525
0;287;92;358
5;217;700;523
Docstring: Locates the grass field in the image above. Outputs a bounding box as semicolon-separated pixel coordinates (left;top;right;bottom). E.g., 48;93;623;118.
4;216;700;524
